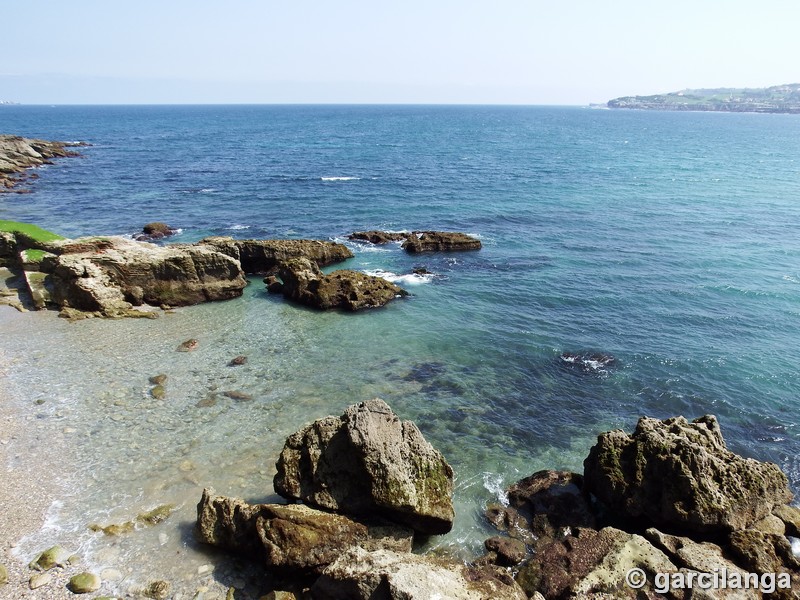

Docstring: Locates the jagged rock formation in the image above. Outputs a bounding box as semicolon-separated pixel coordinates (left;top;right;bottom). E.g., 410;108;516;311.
271;257;407;311
274;399;454;534
347;231;409;244
0;135;86;192
195;400;502;599
200;237;353;273
480;416;800;599
582;415;792;533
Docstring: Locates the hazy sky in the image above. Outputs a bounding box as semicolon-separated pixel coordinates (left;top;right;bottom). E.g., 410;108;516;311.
3;0;798;104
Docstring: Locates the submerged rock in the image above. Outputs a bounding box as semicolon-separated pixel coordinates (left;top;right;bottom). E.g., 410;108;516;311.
29;545;70;571
276;257;407;311
583;415;793;534
177;339;199;352
228;355;247;366
401;231;482;253
274;398;454;534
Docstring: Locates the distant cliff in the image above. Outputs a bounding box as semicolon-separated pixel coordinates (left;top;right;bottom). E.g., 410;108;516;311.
608;83;800;114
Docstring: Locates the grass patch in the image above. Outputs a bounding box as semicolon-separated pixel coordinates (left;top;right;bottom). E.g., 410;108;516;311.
21;248;48;262
0;220;65;243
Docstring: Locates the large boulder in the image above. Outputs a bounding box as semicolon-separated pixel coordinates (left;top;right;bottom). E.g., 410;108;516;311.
274;399;455;535
583;415;793;534
276;258;407;311
48;237;246;315
196;488;413;575
200;237;353;274
311;547;527;600
401;231;481;253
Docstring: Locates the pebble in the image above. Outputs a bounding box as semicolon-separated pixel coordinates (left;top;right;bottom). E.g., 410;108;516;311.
29;572;52;589
68;571;102;593
159;532;169;545
0;563;7;585
197;564;213;575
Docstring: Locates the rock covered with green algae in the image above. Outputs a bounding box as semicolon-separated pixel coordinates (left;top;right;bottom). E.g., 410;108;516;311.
29;544;71;571
67;572;102;594
583;414;793;533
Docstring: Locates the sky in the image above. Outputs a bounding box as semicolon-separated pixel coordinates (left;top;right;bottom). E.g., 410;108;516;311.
2;0;799;105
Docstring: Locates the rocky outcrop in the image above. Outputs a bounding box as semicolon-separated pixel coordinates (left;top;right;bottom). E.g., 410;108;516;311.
196;489;413;575
481;416;799;599
273;257;407;311
348;231;408;244
0;135;86;192
48;237;246;316
200;237;353;274
401;231;482;253
312;547;527;600
583;415;793;533
347;230;482;252
274;399;454;535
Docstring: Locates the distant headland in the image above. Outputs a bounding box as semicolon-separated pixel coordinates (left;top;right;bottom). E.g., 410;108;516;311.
607;83;800;114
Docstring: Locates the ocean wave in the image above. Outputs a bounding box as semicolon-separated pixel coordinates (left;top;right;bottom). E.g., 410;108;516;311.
320;176;361;181
363;269;434;285
181;188;218;194
226;224;251;230
482;472;509;506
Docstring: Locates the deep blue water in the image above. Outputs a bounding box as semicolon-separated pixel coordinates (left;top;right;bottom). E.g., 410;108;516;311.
3;103;800;493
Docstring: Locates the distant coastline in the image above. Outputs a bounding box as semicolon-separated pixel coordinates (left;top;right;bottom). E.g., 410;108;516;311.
607;83;800;114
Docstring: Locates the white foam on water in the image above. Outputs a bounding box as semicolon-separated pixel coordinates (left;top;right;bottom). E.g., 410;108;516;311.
363;269;433;285
482;472;509;507
226;224;251;230
320;176;361;181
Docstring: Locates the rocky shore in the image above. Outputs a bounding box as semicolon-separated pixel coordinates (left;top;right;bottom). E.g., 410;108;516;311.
188;404;800;599
0;135;86;193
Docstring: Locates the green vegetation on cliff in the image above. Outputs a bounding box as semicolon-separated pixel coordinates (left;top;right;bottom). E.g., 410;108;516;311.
0;221;65;243
608;83;800;114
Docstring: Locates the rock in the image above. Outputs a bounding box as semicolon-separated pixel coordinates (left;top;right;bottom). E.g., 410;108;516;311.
348;231;409;244
484;536;528;566
517;526;677;600
0;135;83;193
143;580;171;599
223;390;253;401
274;399;454;534
149;374;167;385
68;572;102;594
150;384;166;400
29;572;52;589
47;236;246;316
484;503;536;545
134;222;177;241
264;274;284;294
137;503;175;525
228;355;247;366
644;528;753;580
312;547;527;600
752;513;786;535
196;488;413;575
89;521;135;536
773;504;800;537
29;544;70;571
200;237;353;274
401;231;482;253
506;470;595;538
0;563;6;585
177;338;199;352
583;415;793;534
262;592;298;600
728;529;800;574
276;258;407;311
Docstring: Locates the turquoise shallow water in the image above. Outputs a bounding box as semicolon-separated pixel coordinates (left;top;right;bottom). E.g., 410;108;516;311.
2;105;800;594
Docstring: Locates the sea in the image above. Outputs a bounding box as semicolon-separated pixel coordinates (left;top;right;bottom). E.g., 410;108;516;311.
1;104;800;596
